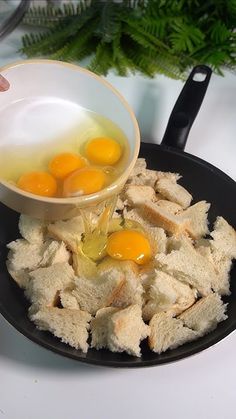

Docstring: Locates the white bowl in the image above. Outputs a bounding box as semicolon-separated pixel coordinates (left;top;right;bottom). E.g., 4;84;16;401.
0;60;140;220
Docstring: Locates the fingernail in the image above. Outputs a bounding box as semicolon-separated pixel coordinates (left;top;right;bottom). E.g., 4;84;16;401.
0;75;10;91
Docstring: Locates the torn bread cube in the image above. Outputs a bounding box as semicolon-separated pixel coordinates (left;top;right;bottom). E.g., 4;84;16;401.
130;158;147;176
40;241;70;266
124;186;189;235
110;261;144;308
155;178;192;209
123;208;152;230
211;252;233;296
210;217;236;259
138;202;189;236
127;169;159;188
149;312;197;354
7;239;45;271
7;239;70;271
156;200;183;214
125;185;157;206
59;288;80;310
146;226;167;254
180;201;210;239
19;214;46;244
6;266;30;289
30;307;91;352
196;239;233;296
25;262;75;306
178;293;227;335
47;216;84;252
142;270;197;321
91;305;149;357
196;239;233;295
155;171;181;183
156;237;217;296
127;158;158;188
72;268;125;315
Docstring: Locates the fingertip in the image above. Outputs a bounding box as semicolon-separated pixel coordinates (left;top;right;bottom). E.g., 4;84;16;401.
0;75;10;91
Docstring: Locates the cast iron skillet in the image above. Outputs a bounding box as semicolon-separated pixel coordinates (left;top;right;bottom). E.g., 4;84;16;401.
0;66;235;367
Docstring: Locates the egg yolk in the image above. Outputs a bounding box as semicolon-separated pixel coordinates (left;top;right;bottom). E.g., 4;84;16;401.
106;229;152;265
63;167;106;196
85;137;122;165
49;152;86;179
17;172;57;197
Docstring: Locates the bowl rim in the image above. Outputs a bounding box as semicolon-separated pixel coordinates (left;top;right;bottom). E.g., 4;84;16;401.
0;59;140;204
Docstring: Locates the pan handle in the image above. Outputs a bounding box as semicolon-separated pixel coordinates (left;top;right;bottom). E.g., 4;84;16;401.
161;65;212;151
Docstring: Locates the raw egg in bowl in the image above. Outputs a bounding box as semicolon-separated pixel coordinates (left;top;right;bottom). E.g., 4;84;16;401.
0;60;140;220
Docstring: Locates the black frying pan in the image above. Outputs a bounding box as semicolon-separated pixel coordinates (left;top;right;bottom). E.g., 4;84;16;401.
0;66;235;367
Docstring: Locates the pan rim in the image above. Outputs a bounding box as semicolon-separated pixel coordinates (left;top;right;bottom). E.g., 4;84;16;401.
142;141;236;186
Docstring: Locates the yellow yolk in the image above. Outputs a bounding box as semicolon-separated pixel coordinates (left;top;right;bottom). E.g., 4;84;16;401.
63;167;106;196
17;171;57;197
106;229;152;265
49;152;86;179
85;137;122;165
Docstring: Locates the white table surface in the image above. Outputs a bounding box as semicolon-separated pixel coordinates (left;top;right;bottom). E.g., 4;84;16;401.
0;26;236;419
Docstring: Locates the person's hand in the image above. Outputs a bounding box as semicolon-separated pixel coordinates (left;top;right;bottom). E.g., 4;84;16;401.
0;74;9;91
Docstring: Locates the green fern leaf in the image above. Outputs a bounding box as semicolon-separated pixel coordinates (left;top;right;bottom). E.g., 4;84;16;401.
88;43;114;76
21;6;98;56
209;21;231;43
170;21;205;53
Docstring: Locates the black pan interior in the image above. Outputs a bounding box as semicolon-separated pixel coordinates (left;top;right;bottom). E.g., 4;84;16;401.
0;142;235;367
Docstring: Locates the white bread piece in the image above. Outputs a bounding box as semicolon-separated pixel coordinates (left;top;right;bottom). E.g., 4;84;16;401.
196;241;232;296
125;185;157;206
91;307;118;349
91;305;149;357
40;241;70;266
59;288;80;310
7;238;70;273
25;262;75;306
155;171;181;183
110;261;144;308
139;261;156;288
155;178;192;209
125;186;189;235
7;239;45;271
180;201;210;239
30;307;91;352
127;158;158;188
210;216;236;259
211;252;232;296
156;200;183;214
142;270;197;321
47;216;84;252
178;293;227;335
123;208;152;229
7;265;30;289
19;214;46;244
147;226;167;254
127;169;159;188
156;237;217;296
130;158;147;176
149;312;197;354
72;268;125;315
140;202;189;236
